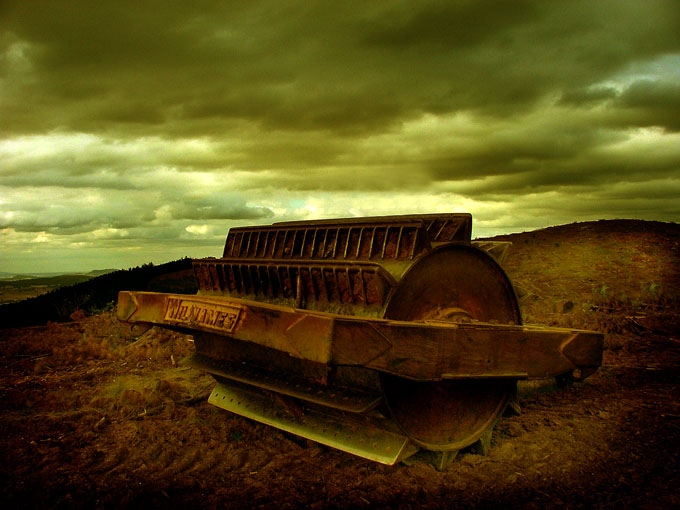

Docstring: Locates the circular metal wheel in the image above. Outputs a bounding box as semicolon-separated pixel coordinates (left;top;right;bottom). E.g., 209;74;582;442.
381;244;520;451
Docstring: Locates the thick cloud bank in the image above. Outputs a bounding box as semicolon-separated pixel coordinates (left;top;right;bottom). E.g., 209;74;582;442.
1;1;678;272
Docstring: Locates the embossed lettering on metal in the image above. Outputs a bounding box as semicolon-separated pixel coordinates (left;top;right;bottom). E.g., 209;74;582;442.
164;297;241;332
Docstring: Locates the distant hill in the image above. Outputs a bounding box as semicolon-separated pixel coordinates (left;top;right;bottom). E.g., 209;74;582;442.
0;259;196;328
0;274;94;291
86;269;118;277
0;268;116;281
0;269;119;305
0;272;26;280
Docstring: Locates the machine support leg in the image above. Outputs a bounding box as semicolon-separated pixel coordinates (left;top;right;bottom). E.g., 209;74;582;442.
434;450;459;471
472;427;494;456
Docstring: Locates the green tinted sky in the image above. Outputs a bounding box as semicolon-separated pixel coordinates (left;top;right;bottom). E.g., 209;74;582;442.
1;1;679;272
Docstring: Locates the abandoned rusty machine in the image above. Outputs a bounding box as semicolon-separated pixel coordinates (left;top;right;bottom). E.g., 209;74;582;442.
117;213;602;468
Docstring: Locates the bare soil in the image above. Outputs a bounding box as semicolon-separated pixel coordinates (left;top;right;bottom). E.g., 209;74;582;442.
1;219;679;509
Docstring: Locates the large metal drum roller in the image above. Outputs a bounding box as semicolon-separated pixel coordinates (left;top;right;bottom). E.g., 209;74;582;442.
117;214;603;467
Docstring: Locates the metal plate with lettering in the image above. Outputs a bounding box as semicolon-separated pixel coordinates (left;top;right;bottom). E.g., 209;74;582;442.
164;297;241;333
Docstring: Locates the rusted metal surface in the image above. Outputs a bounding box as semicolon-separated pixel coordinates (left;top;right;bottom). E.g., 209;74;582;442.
382;376;515;450
222;213;472;260
197;214;474;316
377;242;521;450
194;259;396;316
189;353;382;412
383;244;520;323
116;212;604;466
117;290;602;381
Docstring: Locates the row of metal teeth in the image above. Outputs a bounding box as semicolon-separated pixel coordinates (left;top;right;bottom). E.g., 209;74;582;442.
194;260;395;308
222;214;471;261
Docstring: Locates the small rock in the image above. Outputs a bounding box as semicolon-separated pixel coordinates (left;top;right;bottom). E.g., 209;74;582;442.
70;309;86;321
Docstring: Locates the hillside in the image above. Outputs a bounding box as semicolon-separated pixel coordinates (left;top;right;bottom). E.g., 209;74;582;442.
0;259;196;328
1;219;678;509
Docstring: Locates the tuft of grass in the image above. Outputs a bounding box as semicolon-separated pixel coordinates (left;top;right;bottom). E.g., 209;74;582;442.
645;282;661;297
107;381;127;397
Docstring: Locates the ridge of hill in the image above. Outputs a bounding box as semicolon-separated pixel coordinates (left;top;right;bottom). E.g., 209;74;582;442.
488;219;679;324
0;268;116;281
0;274;94;291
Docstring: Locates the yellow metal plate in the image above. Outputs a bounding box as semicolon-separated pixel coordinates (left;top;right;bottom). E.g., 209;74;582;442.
208;381;416;465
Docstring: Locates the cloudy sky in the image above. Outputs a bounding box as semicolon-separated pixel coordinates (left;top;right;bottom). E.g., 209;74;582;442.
1;1;679;273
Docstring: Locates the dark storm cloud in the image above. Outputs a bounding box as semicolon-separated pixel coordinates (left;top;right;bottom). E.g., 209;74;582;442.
559;87;620;107
560;78;680;131
170;197;273;221
361;0;538;48
619;79;680;110
614;79;680;131
3;0;678;138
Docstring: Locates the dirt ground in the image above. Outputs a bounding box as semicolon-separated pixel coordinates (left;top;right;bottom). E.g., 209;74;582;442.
1;219;679;509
